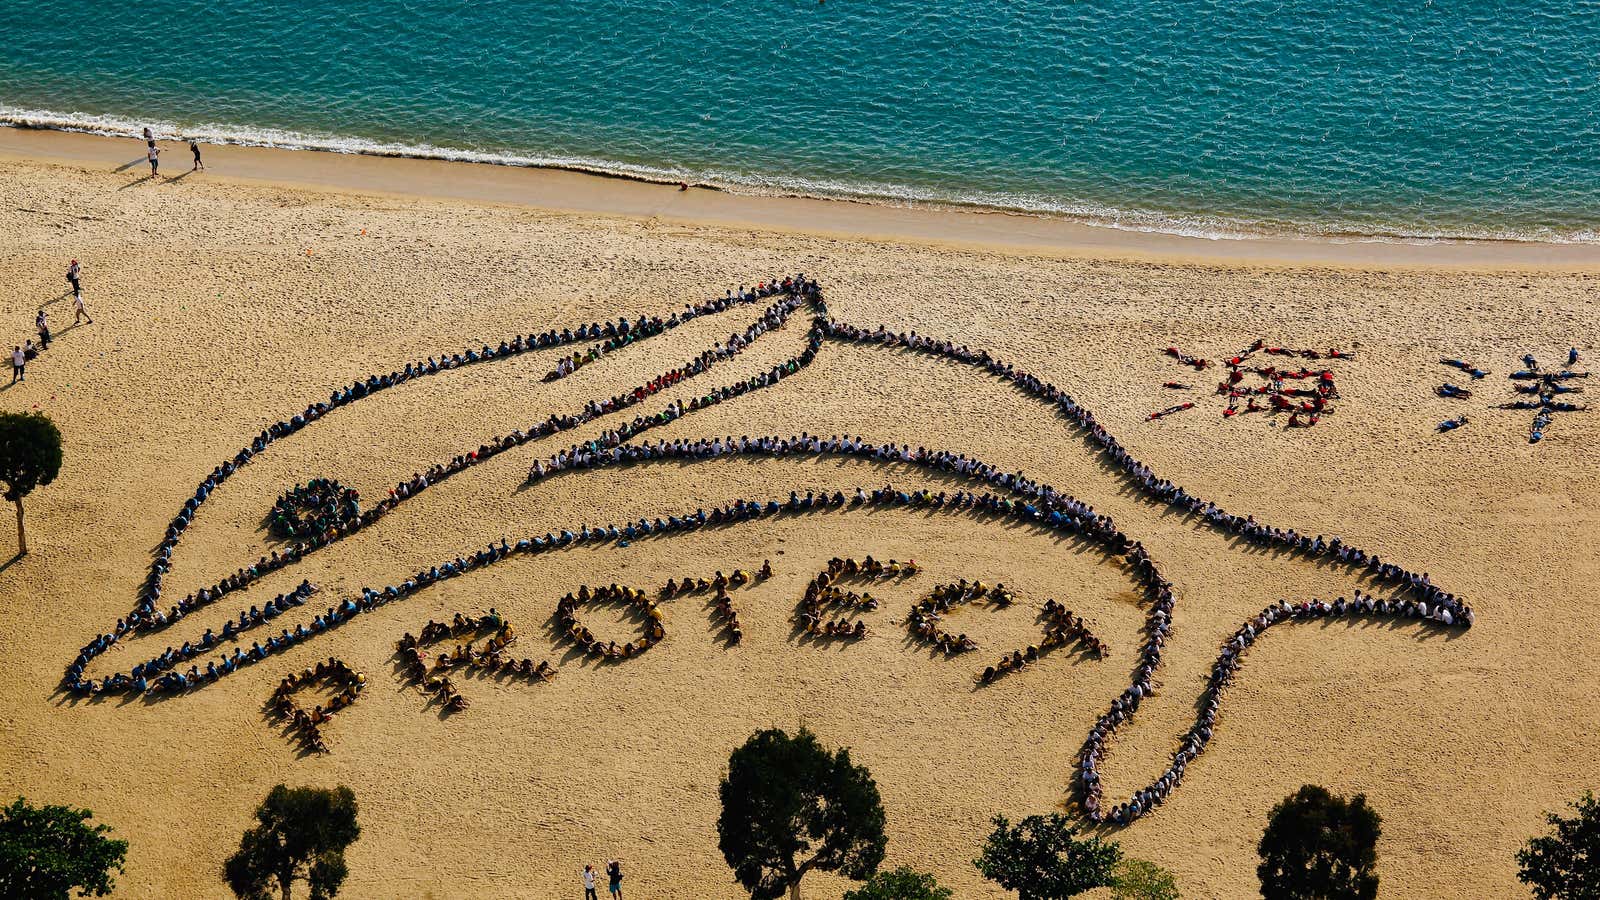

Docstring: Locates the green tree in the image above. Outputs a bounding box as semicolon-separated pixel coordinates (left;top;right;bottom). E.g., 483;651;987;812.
1517;791;1600;899
717;727;886;900
973;812;1120;899
0;796;127;899
842;865;953;900
0;410;63;556
223;785;359;900
1112;858;1179;900
1257;785;1380;900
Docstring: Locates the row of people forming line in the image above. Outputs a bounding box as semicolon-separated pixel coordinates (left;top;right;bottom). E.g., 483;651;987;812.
269;658;366;754
68;278;1474;832
72;580;318;694
815;318;1472;825
1085;589;1459;826
72;458;1095;700
63;277;822;695
545;280;799;381
77;533;526;695
518;418;1465;639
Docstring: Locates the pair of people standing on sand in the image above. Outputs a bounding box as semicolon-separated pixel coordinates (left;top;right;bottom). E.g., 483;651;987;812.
66;259;92;324
581;860;624;899
140;126;204;178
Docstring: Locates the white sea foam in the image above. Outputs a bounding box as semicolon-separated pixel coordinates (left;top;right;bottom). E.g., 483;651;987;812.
2;105;1592;246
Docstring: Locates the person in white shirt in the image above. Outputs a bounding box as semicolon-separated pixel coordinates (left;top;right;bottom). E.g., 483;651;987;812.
147;144;160;178
10;345;24;383
74;287;92;325
582;864;598;900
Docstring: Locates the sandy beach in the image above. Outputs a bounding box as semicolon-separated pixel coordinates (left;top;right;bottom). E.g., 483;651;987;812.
0;129;1597;899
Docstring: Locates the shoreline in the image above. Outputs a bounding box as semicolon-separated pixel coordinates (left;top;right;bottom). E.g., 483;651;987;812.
4;125;1600;271
8;108;1596;251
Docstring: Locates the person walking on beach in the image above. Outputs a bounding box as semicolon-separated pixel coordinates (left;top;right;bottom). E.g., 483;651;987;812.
147;143;160;178
66;258;81;296
606;859;623;898
36;309;50;350
73;286;93;325
581;863;598;900
190;139;204;171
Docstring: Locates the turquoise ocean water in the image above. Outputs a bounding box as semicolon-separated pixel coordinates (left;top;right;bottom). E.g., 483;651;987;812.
1;0;1596;241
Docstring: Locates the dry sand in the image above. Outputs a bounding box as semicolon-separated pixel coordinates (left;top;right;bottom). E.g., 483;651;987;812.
0;131;1597;899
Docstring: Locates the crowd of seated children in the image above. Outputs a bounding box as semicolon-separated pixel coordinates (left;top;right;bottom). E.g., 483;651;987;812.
564;312;1464;822
521;408;1465;826
794;556;918;640
907;580;1011;655
1040;599;1108;658
63;274;1480;835
395;611;555;714
660;564;771;645
64;277;820;697
826;317;1470;619
269;657;365;754
557;585;667;661
269;478;360;541
808;321;1471;826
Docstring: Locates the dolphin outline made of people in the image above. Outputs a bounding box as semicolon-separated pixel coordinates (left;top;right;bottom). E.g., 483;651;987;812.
63;276;1472;826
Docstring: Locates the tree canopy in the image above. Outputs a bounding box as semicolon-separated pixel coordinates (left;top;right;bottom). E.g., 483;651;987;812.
844;864;953;896
1112;857;1180;900
0;410;62;555
0;796;127;899
973;812;1121;899
223;785;360;900
842;865;954;900
717;727;886;900
1517;791;1600;899
1256;785;1380;900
